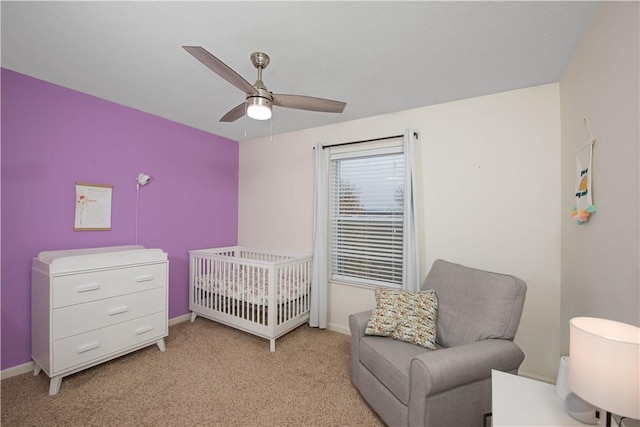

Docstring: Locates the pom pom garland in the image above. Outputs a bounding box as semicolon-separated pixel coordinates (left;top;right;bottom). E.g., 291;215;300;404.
571;205;596;224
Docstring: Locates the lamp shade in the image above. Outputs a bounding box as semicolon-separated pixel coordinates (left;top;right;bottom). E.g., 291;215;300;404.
569;317;640;420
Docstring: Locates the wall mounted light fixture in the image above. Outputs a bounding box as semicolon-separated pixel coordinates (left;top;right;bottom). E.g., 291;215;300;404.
137;173;152;189
136;172;152;244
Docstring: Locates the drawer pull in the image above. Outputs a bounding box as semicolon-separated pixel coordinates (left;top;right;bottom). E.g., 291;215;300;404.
76;342;100;354
107;306;129;316
135;325;154;335
135;275;154;283
76;284;101;293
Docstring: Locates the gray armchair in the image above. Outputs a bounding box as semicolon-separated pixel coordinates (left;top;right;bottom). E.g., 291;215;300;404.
349;259;527;427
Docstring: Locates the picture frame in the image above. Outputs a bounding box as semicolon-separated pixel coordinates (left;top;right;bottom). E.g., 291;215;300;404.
74;182;113;231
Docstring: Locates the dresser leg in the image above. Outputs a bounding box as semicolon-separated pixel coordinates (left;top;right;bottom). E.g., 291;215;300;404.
49;376;62;395
156;338;166;352
33;363;42;376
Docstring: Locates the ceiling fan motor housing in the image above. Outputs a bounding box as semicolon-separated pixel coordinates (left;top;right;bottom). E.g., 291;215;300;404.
247;87;273;106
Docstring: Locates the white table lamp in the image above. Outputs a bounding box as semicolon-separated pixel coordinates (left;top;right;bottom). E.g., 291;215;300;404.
569;317;640;426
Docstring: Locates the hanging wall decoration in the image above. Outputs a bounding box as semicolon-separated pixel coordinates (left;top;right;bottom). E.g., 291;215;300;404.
571;120;597;224
74;182;113;231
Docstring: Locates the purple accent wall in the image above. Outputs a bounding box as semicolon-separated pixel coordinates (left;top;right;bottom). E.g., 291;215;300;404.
1;69;239;370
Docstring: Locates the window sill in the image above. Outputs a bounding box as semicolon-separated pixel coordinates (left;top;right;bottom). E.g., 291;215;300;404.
329;279;400;291
329;279;375;291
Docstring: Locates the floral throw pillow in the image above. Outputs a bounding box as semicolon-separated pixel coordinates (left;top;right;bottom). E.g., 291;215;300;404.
365;288;438;350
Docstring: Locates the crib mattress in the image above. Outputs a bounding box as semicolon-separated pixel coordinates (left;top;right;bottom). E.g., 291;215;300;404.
194;272;309;306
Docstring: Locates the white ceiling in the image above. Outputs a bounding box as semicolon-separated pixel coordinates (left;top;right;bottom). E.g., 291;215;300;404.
1;1;599;142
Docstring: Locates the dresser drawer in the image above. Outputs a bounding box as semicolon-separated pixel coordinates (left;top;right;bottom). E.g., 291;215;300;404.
118;311;166;350
52;325;118;373
52;311;167;374
52;263;167;308
53;287;166;340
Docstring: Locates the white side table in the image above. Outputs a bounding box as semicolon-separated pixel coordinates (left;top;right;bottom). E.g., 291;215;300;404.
491;369;589;426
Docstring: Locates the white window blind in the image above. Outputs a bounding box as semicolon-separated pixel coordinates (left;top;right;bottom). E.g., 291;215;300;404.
329;145;405;287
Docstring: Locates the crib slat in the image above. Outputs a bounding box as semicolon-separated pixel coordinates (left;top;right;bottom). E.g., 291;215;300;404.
241;264;245;320
294;263;299;318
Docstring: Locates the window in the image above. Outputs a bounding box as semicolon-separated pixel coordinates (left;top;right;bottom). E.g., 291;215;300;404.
329;142;405;287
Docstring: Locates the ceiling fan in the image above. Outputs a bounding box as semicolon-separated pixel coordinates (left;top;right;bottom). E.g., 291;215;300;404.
183;46;347;122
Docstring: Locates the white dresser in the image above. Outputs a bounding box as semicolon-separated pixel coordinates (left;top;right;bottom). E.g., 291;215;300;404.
31;245;169;395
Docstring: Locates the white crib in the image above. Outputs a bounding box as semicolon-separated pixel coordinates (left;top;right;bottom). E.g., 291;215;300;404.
189;247;312;351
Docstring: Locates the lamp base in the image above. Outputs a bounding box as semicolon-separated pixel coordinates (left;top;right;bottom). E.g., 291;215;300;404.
556;356;571;399
565;392;598;424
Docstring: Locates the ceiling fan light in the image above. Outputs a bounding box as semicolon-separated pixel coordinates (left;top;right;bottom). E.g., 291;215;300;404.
247;96;272;120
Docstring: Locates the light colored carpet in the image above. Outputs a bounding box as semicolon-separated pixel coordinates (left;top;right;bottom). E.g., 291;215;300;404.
1;318;383;426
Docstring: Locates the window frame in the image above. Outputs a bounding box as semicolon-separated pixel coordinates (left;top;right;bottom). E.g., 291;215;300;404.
328;139;406;289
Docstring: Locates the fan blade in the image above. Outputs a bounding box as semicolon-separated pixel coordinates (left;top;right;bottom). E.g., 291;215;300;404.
220;103;246;122
183;46;258;95
272;94;346;113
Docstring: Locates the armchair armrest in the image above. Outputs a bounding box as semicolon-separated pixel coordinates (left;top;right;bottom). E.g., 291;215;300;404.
410;338;524;398
349;310;372;339
408;339;524;426
348;310;372;387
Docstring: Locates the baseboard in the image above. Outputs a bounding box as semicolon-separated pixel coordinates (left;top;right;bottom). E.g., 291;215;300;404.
169;313;191;326
328;322;350;336
1;313;194;381
1;361;34;380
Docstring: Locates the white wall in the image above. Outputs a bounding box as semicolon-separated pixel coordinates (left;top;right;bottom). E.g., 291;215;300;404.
238;83;561;381
560;2;640;355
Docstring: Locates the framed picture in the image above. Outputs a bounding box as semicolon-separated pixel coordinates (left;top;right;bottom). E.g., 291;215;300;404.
74;182;113;231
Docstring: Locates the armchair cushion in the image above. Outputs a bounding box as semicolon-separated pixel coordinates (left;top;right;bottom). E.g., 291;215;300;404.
359;335;437;405
365;288;438;350
425;259;526;348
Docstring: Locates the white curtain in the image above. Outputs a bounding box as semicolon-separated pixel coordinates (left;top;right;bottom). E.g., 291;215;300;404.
402;130;420;292
310;142;329;328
